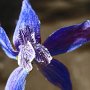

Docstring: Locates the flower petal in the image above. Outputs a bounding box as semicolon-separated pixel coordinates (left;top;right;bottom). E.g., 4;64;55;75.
0;27;18;59
36;59;72;90
43;20;90;56
5;67;28;90
13;0;41;49
18;41;35;72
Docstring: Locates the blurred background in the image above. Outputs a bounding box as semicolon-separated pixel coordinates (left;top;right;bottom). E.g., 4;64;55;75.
0;0;90;90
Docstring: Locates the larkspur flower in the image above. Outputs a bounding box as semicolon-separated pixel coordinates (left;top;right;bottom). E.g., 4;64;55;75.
0;0;90;90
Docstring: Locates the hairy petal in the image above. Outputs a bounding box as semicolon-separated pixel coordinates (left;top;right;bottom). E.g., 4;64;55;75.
18;41;35;72
44;20;90;56
13;0;41;49
36;59;72;90
5;67;29;90
0;27;18;59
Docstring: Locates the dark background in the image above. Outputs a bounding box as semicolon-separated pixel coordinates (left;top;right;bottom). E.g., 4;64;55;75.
0;0;90;90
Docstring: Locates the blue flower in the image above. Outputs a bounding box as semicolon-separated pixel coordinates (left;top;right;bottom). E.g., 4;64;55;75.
0;0;90;90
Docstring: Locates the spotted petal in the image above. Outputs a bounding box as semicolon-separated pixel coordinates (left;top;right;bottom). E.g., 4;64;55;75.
44;20;90;56
0;27;18;59
13;0;41;50
5;67;28;90
36;59;72;90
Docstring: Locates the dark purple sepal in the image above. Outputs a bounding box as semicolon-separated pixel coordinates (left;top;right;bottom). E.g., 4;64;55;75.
36;59;72;90
13;0;41;49
44;20;90;56
5;67;28;90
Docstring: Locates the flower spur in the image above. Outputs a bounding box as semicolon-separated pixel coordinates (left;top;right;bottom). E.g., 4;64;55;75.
0;0;90;90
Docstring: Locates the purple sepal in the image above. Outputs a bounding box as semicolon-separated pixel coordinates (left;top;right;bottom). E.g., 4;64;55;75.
44;20;90;56
5;67;28;90
13;0;41;49
0;27;18;59
37;59;72;90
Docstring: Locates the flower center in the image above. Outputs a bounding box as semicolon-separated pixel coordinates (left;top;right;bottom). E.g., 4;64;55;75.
17;29;52;71
18;41;35;72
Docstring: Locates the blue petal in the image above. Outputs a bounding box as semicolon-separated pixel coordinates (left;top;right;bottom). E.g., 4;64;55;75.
36;59;72;90
13;0;41;49
0;27;18;59
5;67;28;90
43;20;90;56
